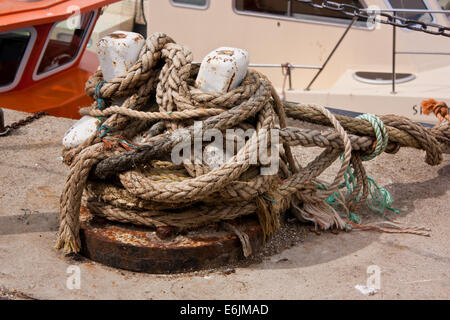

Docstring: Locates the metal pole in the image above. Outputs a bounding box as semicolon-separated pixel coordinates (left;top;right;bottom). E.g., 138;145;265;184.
392;14;397;94
248;63;321;69
0;108;9;136
396;51;450;55
359;8;450;14
288;65;293;90
305;15;358;91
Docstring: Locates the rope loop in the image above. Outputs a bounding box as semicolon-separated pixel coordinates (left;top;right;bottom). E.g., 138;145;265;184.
356;113;388;161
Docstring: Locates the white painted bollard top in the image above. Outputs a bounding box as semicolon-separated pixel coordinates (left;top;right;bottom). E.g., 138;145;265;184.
97;31;145;81
195;47;249;169
62;31;145;148
195;47;249;94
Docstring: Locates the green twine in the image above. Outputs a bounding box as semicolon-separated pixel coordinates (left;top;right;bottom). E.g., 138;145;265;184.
366;176;400;215
95;81;107;110
262;194;276;203
117;138;137;149
97;124;111;138
94;80;109;138
348;212;360;223
356;113;389;161
318;114;398;223
332;165;399;218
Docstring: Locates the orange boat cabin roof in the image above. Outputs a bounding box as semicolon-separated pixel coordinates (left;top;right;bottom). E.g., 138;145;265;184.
0;0;118;32
0;0;120;118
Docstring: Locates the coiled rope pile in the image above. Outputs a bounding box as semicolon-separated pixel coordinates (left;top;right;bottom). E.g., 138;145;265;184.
56;32;449;254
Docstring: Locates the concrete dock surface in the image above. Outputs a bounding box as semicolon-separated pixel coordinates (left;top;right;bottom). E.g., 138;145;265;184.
0;109;448;300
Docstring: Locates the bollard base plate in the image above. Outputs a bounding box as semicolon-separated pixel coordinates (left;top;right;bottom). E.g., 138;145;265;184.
79;207;263;273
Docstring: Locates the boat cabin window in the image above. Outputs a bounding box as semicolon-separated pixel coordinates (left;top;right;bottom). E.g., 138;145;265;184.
170;0;209;9
353;71;416;84
437;0;450;18
234;0;368;25
386;0;433;23
36;11;95;76
0;30;32;88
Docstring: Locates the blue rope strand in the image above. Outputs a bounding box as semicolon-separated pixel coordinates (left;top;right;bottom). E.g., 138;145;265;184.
95;81;107;110
117;138;137;149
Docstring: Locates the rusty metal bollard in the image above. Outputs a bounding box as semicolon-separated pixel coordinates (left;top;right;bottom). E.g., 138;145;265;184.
62;31;145;148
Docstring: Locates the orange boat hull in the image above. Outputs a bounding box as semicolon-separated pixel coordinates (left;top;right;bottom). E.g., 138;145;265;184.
0;1;119;119
0;53;97;119
0;35;98;119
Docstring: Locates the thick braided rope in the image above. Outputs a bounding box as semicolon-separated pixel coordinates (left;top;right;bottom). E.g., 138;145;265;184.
57;32;447;254
307;105;352;198
118;110;273;203
91;71;272;179
57;33;179;252
81;105;225;121
56;144;112;252
57;34;284;251
85;200;257;229
379;115;442;165
85;33;175;99
90;101;447;179
284;102;445;165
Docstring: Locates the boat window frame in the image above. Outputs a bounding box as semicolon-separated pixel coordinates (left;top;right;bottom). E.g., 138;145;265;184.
32;9;98;81
232;0;374;30
169;0;210;10
0;27;37;93
383;0;435;26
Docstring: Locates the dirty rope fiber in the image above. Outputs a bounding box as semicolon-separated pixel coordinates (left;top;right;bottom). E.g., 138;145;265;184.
56;32;449;254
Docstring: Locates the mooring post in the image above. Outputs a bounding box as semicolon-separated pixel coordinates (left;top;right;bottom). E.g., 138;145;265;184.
97;31;145;83
195;47;249;94
195;47;250;169
62;31;145;148
391;13;397;94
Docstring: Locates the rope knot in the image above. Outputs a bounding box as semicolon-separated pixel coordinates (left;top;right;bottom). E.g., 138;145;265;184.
356;114;388;161
421;98;450;123
97;124;111;138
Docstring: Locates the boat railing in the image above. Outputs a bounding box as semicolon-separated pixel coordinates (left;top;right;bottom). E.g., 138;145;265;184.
387;9;450;94
200;7;450;94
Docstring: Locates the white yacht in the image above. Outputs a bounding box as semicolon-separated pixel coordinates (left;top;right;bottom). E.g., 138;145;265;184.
147;0;450;125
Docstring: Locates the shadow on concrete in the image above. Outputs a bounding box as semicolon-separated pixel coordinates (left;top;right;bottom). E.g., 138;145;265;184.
0;141;60;152
385;164;450;215
0;211;58;236
0;166;447;273
246;165;449;271
0;161;65;176
245;228;380;270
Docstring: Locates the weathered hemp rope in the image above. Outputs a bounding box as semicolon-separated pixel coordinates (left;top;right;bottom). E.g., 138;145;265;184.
56;32;448;254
